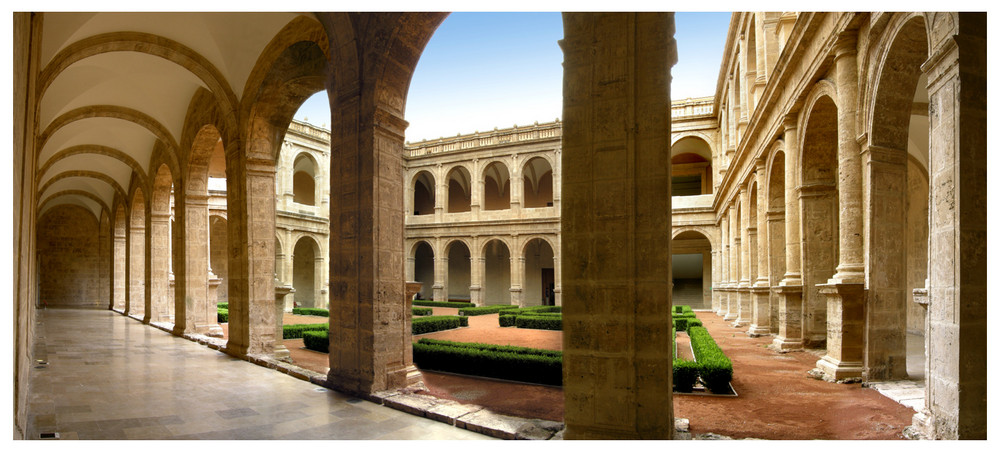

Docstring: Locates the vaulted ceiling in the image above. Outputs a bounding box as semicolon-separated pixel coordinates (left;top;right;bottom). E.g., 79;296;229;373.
35;12;311;221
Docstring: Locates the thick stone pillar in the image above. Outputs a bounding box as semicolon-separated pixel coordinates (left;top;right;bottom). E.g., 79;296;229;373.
773;114;803;351
433;255;447;302
736;186;752;326
509;167;522;212
716;215;728;316
113;230;127;312
725;205;739;321
225;156;277;357
327;103;414;394
127;223;145;318
470;174;482;215
561;12;675;439
434;177;445;220
173;194;221;336
816;32;864;381
914;13;987;440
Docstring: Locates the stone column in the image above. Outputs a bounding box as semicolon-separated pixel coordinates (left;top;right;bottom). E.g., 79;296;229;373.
913;13;987;440
716;214;729;316
552;252;562;307
561;12;675;439
510;255;524;307
434;174;445;221
127;222;145;318
433;254;447;302
761;13;780;79
724;205;739;321
736;186;752;326
816;32;865;381
773;114;803;351
470;171;482;215
469;254;483;306
113;229;127;312
273;282;293;361
509;167;522;212
750;160;771;336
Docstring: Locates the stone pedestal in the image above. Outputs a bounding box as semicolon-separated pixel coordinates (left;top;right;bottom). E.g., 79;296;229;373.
771;284;803;351
723;287;738;321
748;286;770;336
273;283;293;361
735;286;752;327
814;282;865;381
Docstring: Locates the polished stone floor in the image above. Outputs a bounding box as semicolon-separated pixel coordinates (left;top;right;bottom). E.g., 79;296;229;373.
25;308;492;440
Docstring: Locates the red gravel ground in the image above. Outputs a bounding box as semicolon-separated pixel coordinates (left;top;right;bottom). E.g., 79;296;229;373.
228;308;918;439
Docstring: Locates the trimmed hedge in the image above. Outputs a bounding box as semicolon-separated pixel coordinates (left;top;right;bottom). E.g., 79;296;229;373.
283;323;329;339
412;300;475;308
458;304;514;316
412;307;433;316
217;302;229;310
673;359;700;392
498;306;562;327
217;308;229;323
293;307;329;317
303;330;329;353
412;315;464;334
412;338;562;385
515;314;562;330
688;325;734;393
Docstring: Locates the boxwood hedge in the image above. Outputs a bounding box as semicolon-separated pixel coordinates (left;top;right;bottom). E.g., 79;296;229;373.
412;307;433;316
217;302;228;310
412;300;475;308
412;315;464;334
458;305;514;316
688;325;734;393
283;323;329;339
302;330;329;353
412;338;562;385
293;307;329;317
217;308;229;323
515;314;562;330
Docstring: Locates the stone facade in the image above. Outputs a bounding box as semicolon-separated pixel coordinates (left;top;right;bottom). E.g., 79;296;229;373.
13;12;986;440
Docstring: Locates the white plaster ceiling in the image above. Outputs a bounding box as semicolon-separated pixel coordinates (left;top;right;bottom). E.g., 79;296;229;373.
36;12;311;220
907;74;929;172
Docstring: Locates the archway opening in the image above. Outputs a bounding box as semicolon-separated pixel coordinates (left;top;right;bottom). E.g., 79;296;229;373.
292;153;318;206
413;241;435;300
209;216;228;305
673;230;712;310
113;203;127;312
523;238;556;306
293;236;320;308
150;164;174;323
766;151;786;334
483;162;511;211
446;241;471;302
799;95;839;348
446;166;472;213
483;239;511;305
671;136;713;196
412;171;435;216
522;157;553;208
128;187;146;319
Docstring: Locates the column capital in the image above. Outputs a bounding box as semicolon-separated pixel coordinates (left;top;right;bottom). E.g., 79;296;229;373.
833;31;858;58
782;112;798;131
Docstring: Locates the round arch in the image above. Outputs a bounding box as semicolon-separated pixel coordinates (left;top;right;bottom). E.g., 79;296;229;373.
522;156;554;208
292;235;323;308
445;165;472;213
482;160;511;211
411;170;436;216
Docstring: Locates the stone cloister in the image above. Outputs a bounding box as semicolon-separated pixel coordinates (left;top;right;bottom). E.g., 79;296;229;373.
13;12;986;440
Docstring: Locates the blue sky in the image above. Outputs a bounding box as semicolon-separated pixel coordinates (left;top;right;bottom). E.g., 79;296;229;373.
293;12;731;142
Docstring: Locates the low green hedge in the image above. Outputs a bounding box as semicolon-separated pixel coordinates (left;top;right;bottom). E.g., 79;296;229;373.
688;325;734;393
673;359;700;392
283;323;329;339
498;306;562;327
412;307;433;316
458;304;514;316
293;307;329;317
412;338;562;385
217;302;228;310
412;300;475;308
515;314;562;330
217;308;229;323
412;315;465;334
673;316;702;332
303;330;329;353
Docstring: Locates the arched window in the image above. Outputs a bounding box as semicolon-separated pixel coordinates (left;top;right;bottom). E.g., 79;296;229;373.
446;166;472;213
482;162;511;210
522;157;553;208
293;153;318;206
412;171;435;215
671;136;713;196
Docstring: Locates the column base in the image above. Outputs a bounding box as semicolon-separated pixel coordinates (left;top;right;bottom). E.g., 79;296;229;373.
272;344;291;361
814;356;863;382
748;325;770;337
770;336;803;352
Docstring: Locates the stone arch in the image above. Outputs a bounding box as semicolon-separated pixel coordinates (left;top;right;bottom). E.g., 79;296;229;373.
411;170;436;216
445;165;472;213
766;147;787;332
292;235;323;308
444;238;472;302
671;229;713;310
149;164;175;323
670;135;714;196
409;240;435;300
863;13;931;382
38;105;181;163
522;237;556;307
37;190;110;222
37;144;148;189
798;89;839;347
482;160;511;211
292;152;319;206
127;186;147;319
482;238;512;305
522;156;554;208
